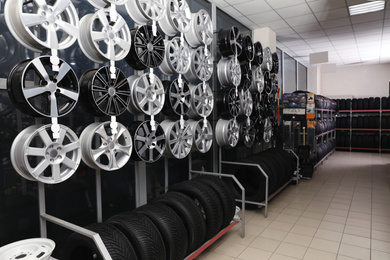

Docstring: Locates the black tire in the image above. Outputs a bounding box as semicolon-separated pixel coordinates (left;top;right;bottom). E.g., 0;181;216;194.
352;99;358;110
374;97;380;109
357;99;363;110
192;175;236;229
135;202;188;260
369;97;375;110
382;135;388;149
153;192;206;255
363;98;369;110
169;180;223;241
62;223;137;260
363;117;369;129
106;212;166;260
382;97;388;110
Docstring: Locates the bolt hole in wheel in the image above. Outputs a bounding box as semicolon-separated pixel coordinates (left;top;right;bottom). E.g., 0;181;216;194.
128;121;166;163
126;25;165;70
184;9;213;47
159;0;192;36
184;46;213;83
11;124;81;184
218;26;242;57
80;122;132;171
217;56;241;88
188;119;213;153
127;73;165;116
7;56;79;118
5;0;80;52
126;0;166;25
162;79;192;116
0;238;55;260
215;118;239;148
79;66;131;117
159;37;191;75
161;120;193;159
78;8;131;63
187;82;214;118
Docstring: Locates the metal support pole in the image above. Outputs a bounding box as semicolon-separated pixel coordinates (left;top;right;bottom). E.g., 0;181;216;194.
38;182;47;238
96;170;103;223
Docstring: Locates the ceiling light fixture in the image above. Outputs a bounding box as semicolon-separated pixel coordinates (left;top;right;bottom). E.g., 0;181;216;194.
348;1;385;16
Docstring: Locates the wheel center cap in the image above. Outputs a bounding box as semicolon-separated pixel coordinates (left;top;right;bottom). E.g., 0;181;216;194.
147;42;154;52
48;82;57;92
108;87;116;97
108;31;115;40
108;142;115;150
180;91;185;102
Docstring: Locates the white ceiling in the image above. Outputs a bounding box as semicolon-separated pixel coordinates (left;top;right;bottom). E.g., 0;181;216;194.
209;0;390;67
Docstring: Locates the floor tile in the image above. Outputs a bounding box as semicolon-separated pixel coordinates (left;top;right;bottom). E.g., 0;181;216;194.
225;231;256;246
213;241;247;258
283;233;313;247
315;228;343;242
345;218;371;229
371;250;390;260
237;247;272;260
274;214;299;224
268;220;294;232
274;242;307;259
371;239;390;254
341;234;370;248
338;243;370;260
372;229;390;243
259;228;288;241
343;225;370;238
323;214;347;224
269;253;299;260
303;248;337;260
309;237;340;254
290;224;317;237
319;221;344;232
295;217;321;228
199;252;236;260
250;237;280;252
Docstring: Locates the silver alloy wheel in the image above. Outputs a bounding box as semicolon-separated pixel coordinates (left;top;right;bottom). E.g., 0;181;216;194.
11;124;81;184
187;82;214;118
166;78;192;116
78;9;131;63
184;46;213;82
130;121;166;163
7;56;79;118
126;0;166;25
5;0;79;52
217;56;241;87
88;0;128;8
0;238;55;260
188;119;213;153
80;122;132;171
161;120;193;159
128;73;165;116
239;118;256;148
224;88;241;118
239;89;253;117
185;9;213;47
263;118;272;143
215;118;239;148
261;47;272;72
251;66;264;93
159;37;191;75
158;0;191;36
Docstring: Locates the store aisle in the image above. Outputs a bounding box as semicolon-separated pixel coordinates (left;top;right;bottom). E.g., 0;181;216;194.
196;151;390;260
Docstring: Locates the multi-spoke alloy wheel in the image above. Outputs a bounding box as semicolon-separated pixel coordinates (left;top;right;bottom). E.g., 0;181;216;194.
161;120;193;159
5;0;79;52
187;82;214;118
184;46;213;82
215;118;239;148
239;89;253;117
238;35;254;62
218;88;240;118
163;79;191;116
217;57;241;87
188;119;213;153
250;66;264;93
252;41;263;66
7;56;79;118
127;73;165;116
159;0;191;36
271;52;279;74
271;74;278;94
185;9;213;47
264;71;272;95
79;66;131;117
126;25;165;70
159;37;191;75
80;122;132;171
252;92;265;119
261;47;272;72
263;118;272;143
78;9;131;63
88;0;128;8
11;124;81;184
239;118;256;148
218;26;242;57
128;121;166;163
240;63;252;90
126;0;166;25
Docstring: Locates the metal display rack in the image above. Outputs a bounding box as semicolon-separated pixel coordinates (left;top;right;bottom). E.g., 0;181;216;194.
314;107;336;169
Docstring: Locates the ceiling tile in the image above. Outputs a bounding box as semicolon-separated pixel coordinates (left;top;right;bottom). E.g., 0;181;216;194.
308;0;346;13
320;18;351;29
351;11;385;24
221;6;243;18
386;9;390;19
276;4;312;19
305;37;330;44
335;44;358;50
237;16;258;29
314;7;349;22
280;39;307;47
247;10;281;23
325;25;353;35
352;20;384;32
328;33;355;41
354;28;383;37
266;20;290;30
265;0;306;9
384;19;390;27
308;41;334;49
299;30;327;38
285;13;318;26
290;23;322;33
233;0;272;15
274;27;296;35
209;0;229;8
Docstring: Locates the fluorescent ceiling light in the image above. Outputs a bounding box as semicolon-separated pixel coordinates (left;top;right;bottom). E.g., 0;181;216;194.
349;1;385;16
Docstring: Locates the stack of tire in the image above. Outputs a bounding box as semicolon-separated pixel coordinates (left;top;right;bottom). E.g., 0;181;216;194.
350;134;379;149
337;97;384;110
224;147;296;205
316;139;336;163
315;95;337;111
62;176;236;260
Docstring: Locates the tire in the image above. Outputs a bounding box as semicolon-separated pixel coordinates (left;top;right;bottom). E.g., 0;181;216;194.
345;99;352;110
374;97;380;109
369;97;375;110
363;98;369;110
382;97;388;110
153;192;206;255
363;117;369;129
357;99;363;110
169;180;223;241
106;212;166;260
62;223;137;260
352;99;358;110
382;135;388;149
192;175;236;229
135;202;188;260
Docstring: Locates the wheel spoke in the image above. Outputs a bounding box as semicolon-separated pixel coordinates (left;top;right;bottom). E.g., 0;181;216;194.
52;0;71;16
20;13;45;27
38;130;53;147
51;164;61;181
56;20;78;37
95;124;109;141
23;86;48;99
91;31;106;42
31;159;50;178
50;92;59;117
26;147;46;157
62;156;77;170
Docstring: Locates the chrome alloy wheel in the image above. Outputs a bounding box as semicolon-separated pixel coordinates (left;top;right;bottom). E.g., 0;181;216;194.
80;122;132;171
261;46;272;72
217;56;241;88
184;46;213;82
163;79;191;116
11;124;81;184
250;66;264;93
218;26;242;57
159;37;191;75
5;0;79;52
126;0;166;25
263;118;272;143
215;118;239;148
239;118;256;148
184;9;213;47
161;119;193;159
187;82;214;118
239;89;253;117
158;0;191;36
188;119;213;153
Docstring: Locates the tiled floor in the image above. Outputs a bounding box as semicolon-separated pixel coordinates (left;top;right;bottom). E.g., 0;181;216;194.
196;151;390;260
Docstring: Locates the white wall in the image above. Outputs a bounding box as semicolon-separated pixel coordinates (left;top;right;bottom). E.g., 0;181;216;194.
320;63;390;98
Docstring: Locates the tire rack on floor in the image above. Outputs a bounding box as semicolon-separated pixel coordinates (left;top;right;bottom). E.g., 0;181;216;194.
314;148;335;169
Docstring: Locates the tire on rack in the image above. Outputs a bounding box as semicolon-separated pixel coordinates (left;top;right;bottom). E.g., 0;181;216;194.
135;202;188;260
153;191;206;255
192;175;236;230
106;212;166;260
62;223;137;260
169;180;223;241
